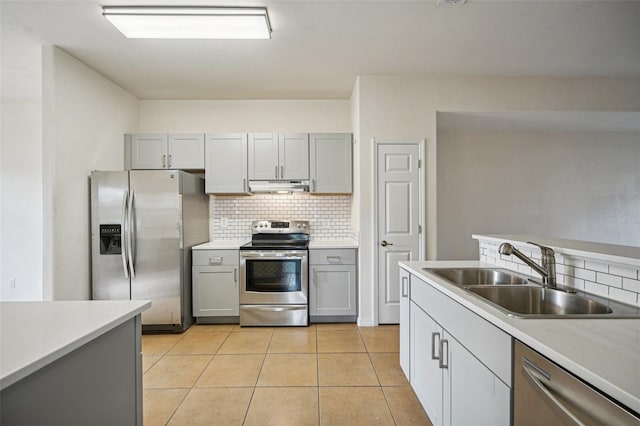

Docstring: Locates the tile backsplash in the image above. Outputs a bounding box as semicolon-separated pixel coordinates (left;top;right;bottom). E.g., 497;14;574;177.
209;193;356;241
478;239;640;306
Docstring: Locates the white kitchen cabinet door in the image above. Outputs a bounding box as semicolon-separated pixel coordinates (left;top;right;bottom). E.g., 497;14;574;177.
168;134;204;169
192;265;239;317
129;134;167;169
309;133;352;193
279;133;309;180
399;268;411;379
411;302;444;426
310;265;357;316
444;333;511;426
205;133;248;193
248;133;279;180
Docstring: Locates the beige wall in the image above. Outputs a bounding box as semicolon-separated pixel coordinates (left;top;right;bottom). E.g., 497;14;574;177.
50;48;138;300
355;75;640;325
138;100;351;133
0;19;44;301
437;129;640;260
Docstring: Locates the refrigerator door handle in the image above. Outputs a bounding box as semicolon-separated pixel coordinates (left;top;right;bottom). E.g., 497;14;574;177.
121;190;129;278
127;190;136;278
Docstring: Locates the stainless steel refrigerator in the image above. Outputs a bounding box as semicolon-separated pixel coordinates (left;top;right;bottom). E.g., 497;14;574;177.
91;170;209;332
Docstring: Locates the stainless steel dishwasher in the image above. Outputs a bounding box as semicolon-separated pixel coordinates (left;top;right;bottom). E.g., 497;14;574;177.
514;340;640;426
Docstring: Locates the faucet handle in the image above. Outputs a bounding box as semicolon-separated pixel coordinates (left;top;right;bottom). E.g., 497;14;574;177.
527;241;555;256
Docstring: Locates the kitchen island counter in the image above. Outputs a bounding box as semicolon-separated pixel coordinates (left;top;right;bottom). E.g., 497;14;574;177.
1;300;149;425
400;260;640;415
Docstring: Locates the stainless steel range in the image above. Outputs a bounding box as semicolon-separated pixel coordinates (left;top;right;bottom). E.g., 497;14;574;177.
239;220;309;326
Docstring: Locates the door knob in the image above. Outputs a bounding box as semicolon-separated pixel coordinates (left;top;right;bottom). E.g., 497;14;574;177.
381;240;393;247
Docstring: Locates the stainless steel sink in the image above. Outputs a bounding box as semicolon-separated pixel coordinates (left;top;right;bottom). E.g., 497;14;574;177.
423;267;529;286
465;286;614;318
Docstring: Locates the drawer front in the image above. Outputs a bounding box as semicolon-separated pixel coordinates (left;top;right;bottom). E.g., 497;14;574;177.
192;250;238;266
310;249;356;265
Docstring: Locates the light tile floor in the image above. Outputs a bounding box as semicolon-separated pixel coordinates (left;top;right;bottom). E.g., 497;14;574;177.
142;323;432;426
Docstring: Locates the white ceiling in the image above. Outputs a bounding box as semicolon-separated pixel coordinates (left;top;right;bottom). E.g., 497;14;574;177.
2;0;640;100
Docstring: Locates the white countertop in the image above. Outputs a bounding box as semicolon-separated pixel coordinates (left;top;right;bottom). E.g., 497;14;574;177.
309;239;359;249
399;260;640;414
192;240;248;250
192;238;359;250
0;300;150;390
474;234;640;267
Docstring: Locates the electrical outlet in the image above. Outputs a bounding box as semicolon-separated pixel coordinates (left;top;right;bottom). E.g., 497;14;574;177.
9;278;15;288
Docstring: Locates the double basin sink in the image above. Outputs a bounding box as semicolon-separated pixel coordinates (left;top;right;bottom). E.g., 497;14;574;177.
423;267;640;319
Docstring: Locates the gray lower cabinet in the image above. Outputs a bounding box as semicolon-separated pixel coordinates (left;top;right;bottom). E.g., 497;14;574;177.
1;317;142;426
403;269;512;426
309;248;357;322
192;249;239;322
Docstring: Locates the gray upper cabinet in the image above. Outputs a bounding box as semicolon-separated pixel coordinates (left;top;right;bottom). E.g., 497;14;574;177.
309;133;352;193
126;133;204;170
279;133;309;179
248;133;309;180
205;133;249;194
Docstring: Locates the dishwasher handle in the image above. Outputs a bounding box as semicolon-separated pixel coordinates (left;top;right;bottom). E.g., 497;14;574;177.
521;358;584;426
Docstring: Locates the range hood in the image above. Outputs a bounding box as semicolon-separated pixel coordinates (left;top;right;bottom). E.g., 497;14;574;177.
249;180;309;193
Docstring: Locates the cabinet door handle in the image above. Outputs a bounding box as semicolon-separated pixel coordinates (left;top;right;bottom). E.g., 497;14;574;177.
168;154;172;168
280;165;284;179
275;165;278;179
401;276;408;298
439;338;449;369
312;268;317;284
234;268;237;282
162;154;167;168
312;179;316;192
243;178;247;192
431;332;440;360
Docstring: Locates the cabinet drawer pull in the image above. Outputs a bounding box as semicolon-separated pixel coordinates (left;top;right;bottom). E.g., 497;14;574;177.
431;332;440;360
401;276;408;298
208;256;223;265
439;339;449;369
326;256;341;264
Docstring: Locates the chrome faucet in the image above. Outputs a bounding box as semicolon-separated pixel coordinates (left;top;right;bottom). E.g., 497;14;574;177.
499;241;557;288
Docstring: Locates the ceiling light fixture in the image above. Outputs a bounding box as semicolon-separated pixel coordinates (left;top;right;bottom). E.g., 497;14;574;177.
102;6;272;39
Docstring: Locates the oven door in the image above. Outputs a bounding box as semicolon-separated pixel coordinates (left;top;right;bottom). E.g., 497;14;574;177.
240;250;308;305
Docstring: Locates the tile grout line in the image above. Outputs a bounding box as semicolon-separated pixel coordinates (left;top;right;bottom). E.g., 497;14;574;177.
241;329;275;425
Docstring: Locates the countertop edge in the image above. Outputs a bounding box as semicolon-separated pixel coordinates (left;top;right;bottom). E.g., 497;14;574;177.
0;300;151;390
399;260;640;414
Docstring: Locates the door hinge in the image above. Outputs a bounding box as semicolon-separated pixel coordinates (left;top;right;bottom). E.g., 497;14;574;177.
418;225;422;234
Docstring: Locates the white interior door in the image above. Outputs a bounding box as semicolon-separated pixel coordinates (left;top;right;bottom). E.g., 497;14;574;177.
377;143;421;324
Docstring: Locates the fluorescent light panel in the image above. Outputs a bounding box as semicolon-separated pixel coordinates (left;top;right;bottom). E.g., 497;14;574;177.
102;6;271;39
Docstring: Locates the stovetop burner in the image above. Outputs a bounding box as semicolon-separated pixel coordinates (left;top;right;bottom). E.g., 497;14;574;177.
241;219;310;251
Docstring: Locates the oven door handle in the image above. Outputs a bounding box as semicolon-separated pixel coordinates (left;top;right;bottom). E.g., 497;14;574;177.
249;305;308;312
241;252;306;258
